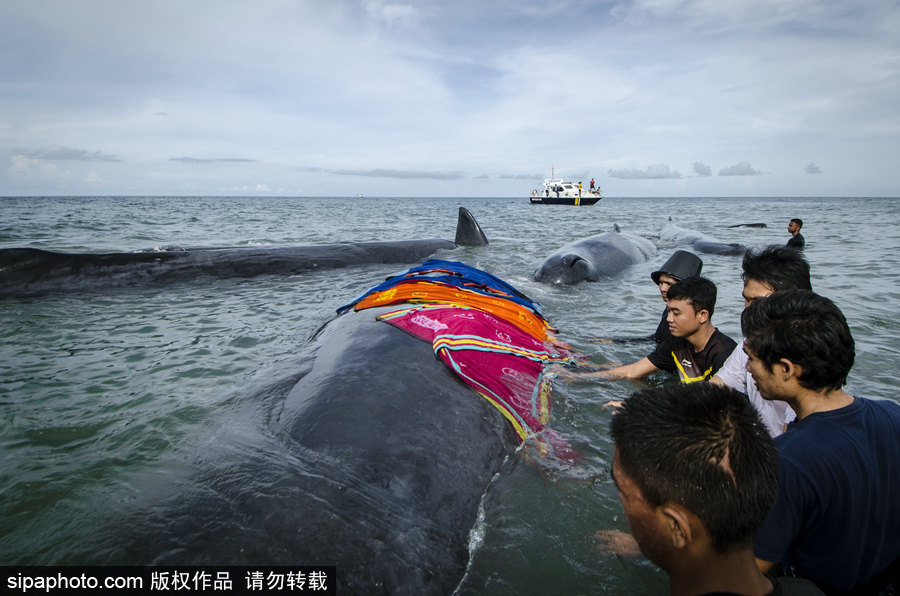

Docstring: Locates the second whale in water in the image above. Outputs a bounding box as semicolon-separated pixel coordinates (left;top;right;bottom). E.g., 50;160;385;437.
534;225;657;284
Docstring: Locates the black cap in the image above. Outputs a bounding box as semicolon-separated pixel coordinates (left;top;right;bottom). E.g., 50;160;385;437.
651;250;703;284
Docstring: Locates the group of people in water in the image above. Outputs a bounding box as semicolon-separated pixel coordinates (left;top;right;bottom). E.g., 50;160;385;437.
555;218;898;595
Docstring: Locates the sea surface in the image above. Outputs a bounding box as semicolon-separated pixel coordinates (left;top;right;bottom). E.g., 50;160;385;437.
2;195;898;593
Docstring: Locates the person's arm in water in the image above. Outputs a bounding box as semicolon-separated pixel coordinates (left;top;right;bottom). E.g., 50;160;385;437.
555;357;659;382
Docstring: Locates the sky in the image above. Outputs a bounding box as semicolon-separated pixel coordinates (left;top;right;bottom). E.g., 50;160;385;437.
2;0;899;198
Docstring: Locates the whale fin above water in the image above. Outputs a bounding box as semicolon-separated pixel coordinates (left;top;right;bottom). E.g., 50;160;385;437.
0;209;489;296
455;206;489;246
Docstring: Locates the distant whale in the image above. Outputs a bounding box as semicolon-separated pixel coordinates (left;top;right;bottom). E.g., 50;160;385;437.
534;225;657;284
0;207;488;297
72;256;576;594
659;218;747;256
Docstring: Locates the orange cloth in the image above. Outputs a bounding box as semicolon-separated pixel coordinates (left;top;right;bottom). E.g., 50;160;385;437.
354;280;555;341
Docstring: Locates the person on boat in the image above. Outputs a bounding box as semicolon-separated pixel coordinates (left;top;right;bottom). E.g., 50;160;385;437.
609;382;824;596
559;276;736;384
590;178;595;191
711;245;811;437
742;290;900;594
786;218;805;249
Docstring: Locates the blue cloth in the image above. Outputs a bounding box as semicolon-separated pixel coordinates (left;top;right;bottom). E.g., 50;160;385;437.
754;397;900;591
337;259;543;315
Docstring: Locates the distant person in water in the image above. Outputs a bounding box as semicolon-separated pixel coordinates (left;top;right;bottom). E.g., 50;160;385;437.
559;276;736;385
609;382;824;595
786;218;804;249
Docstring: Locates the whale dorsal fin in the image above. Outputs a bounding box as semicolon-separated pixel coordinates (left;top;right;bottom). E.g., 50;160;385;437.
455;207;489;246
613;223;621;233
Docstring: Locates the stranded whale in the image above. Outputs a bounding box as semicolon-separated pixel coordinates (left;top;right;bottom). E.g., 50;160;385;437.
534;226;657;284
0;207;488;297
69;255;576;593
659;218;747;256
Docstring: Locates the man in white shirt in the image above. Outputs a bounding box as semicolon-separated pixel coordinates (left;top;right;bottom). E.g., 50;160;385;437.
710;245;812;436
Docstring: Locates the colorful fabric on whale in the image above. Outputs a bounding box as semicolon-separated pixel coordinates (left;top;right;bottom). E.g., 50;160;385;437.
345;260;580;443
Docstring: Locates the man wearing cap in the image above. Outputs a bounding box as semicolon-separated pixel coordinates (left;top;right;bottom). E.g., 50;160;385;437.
649;250;704;346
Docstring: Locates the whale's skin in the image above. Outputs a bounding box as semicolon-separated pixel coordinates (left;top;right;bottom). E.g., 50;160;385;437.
0;208;488;297
534;230;657;284
727;222;767;228
659;220;747;256
79;307;516;594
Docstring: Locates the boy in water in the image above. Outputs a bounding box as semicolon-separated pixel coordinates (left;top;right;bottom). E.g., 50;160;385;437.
561;276;736;384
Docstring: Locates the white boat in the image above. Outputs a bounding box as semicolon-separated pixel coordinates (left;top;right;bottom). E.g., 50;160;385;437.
530;175;601;205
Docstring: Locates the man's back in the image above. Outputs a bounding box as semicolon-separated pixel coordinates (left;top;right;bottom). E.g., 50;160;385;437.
755;397;900;592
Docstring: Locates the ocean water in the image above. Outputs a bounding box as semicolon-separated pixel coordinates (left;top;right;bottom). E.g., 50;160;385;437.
1;195;898;593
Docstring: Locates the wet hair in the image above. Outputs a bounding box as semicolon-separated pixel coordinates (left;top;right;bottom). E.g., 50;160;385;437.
610;382;778;552
741;245;812;292
741;290;854;392
665;276;717;317
790;218;803;229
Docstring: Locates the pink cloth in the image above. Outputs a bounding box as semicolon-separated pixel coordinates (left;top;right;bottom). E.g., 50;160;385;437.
378;305;577;441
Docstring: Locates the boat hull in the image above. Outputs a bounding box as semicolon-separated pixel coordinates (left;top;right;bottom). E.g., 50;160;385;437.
530;194;601;206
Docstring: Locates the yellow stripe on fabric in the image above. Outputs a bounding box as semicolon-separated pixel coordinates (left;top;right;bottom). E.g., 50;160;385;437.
433;336;568;363
671;352;715;383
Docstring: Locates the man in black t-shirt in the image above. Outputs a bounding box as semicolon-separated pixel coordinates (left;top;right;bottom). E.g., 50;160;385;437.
646;277;737;382
558;276;736;384
786;218;805;249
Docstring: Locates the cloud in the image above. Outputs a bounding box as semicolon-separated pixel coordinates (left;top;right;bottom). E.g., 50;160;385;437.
231;184;271;192
1;2;898;197
365;1;420;25
608;164;682;179
8;154;64;177
693;162;712;177
170;157;257;164
497;173;543;180
332;168;464;180
805;161;823;174
718;161;764;176
13;146;121;162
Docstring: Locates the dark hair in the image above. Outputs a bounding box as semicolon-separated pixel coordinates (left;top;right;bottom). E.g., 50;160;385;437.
790;218;803;228
741;245;812;292
741;290;854;392
610;382;778;552
665;276;717;317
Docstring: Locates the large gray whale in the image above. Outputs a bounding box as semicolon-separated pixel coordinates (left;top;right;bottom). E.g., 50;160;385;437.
0;207;488;296
86;303;517;594
54;214;555;593
659;218;747;256
534;226;657;284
